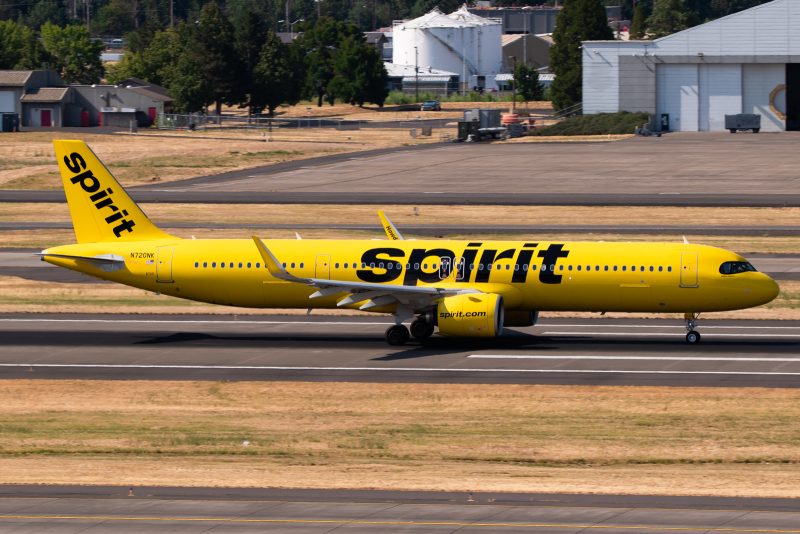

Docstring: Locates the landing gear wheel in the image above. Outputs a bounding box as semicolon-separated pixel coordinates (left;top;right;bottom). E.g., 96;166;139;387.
686;330;701;344
385;325;410;346
410;318;434;339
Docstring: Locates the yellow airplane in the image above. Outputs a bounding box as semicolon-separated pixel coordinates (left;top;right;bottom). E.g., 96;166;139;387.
38;140;779;346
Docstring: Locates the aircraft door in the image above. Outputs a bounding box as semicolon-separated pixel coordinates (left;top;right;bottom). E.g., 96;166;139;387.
156;247;174;282
316;254;331;279
680;252;698;287
454;257;465;281
439;256;452;280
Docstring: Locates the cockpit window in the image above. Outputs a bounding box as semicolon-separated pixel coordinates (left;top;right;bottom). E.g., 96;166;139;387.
719;261;757;274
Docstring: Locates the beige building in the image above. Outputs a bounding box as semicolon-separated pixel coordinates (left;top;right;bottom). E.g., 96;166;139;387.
501;34;552;69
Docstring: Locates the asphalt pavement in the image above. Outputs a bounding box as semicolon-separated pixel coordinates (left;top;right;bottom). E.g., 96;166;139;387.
2;314;800;387
0;485;798;533
4;132;800;206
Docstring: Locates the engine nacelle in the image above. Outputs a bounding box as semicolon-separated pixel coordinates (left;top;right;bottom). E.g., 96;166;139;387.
504;311;539;327
437;293;504;337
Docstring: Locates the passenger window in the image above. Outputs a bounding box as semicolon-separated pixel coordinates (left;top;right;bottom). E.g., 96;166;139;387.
551;265;556;271
239;262;243;268
194;262;199;268
542;265;547;272
568;265;573;271
397;263;403;270
379;262;384;269
613;266;617;271
531;265;537;271
212;262;217;268
282;262;286;268
577;265;582;271
631;266;635;272
229;262;233;268
256;263;260;268
640;266;644;272
479;264;484;270
247;262;251;268
595;266;599;271
488;264;493;271
203;262;208;268
668;266;672;272
362;262;366;269
335;263;339;268
221;262;225;268
300;263;304;268
433;263;437;269
523;264;528;271
414;263;420;270
586;265;590;271
604;266;608;272
344;263;348;268
291;262;295;268
559;265;564;271
514;264;519;271
423;263;428;269
622;266;626;272
406;263;411;269
649;266;653;272
658;266;663;272
506;264;511;271
370;263;375;268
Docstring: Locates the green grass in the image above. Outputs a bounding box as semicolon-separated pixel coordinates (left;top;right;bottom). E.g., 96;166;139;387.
530;111;652;136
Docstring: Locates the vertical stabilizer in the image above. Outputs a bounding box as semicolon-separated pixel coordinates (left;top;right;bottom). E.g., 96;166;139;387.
53;140;177;243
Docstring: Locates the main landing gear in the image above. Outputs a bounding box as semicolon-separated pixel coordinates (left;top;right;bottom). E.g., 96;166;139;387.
685;312;701;344
386;314;436;346
385;324;410;346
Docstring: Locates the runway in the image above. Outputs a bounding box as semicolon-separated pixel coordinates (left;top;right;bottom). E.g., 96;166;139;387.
0;486;798;533
4;132;800;206
4;221;800;236
2;315;800;387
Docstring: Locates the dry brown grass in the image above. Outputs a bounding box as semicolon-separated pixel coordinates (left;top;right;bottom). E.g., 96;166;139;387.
0;380;798;497
0;130;440;190
6;203;800;227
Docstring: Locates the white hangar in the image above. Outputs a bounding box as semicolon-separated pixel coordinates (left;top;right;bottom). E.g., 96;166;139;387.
582;0;799;132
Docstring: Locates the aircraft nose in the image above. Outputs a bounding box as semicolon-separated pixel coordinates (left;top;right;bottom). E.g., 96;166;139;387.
756;275;780;305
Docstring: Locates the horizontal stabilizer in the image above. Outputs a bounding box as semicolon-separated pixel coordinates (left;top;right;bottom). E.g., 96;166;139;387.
36;252;126;272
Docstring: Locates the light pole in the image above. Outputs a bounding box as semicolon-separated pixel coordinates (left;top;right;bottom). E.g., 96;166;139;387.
279;18;304;39
315;0;321;18
508;55;517;113
414;46;419;101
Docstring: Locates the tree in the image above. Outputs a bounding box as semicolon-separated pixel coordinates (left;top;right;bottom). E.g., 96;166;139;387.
193;2;243;115
629;2;647;40
40;23;105;84
93;0;136;37
646;0;694;39
328;34;388;106
294;17;360;106
252;30;301;115
549;0;613;112
514;62;545;104
236;11;268;113
15;25;54;70
0;20;26;70
24;1;67;30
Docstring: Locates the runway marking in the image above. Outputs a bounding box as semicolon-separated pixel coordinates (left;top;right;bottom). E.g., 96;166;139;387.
543;332;800;338
1;514;798;532
2;364;800;376
470;355;800;362
0;319;388;326
543;325;800;329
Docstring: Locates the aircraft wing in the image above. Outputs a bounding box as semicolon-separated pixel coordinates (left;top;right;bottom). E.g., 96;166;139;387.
252;237;478;311
378;210;404;240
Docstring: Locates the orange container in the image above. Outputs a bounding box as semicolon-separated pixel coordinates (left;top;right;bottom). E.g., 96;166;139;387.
502;114;520;124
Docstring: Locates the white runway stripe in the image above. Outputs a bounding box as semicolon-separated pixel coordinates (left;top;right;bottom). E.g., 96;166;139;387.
542;332;800;337
469;355;800;362
0;319;388;326
0;364;799;376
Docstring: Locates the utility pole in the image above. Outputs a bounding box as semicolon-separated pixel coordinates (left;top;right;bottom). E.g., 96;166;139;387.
508;55;516;113
170;0;174;27
316;0;321;18
83;0;89;32
286;0;290;35
523;14;526;67
372;0;377;31
414;46;419;101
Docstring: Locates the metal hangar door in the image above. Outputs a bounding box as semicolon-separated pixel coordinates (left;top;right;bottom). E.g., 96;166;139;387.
698;64;742;131
656;64;699;132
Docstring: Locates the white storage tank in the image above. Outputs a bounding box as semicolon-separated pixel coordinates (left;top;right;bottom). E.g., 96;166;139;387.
393;6;504;91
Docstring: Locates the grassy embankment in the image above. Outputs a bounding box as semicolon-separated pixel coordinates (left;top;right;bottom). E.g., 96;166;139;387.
1;380;799;497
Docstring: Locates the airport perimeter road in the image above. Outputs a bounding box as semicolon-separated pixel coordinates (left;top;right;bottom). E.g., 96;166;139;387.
4;132;800;206
0;486;799;533
3;315;800;387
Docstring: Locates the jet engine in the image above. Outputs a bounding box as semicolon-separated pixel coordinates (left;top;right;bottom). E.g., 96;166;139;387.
503;311;539;327
437;293;504;337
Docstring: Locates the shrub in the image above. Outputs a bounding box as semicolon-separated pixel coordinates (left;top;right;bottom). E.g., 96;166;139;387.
529;111;652;136
384;91;414;105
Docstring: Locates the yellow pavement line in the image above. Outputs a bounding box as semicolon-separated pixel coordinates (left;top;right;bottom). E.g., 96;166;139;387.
1;515;799;532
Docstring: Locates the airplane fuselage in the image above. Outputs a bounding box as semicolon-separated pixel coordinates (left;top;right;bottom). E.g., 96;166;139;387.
43;238;779;314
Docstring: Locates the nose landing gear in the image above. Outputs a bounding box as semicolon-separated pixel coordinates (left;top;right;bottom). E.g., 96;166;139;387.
685;312;701;344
